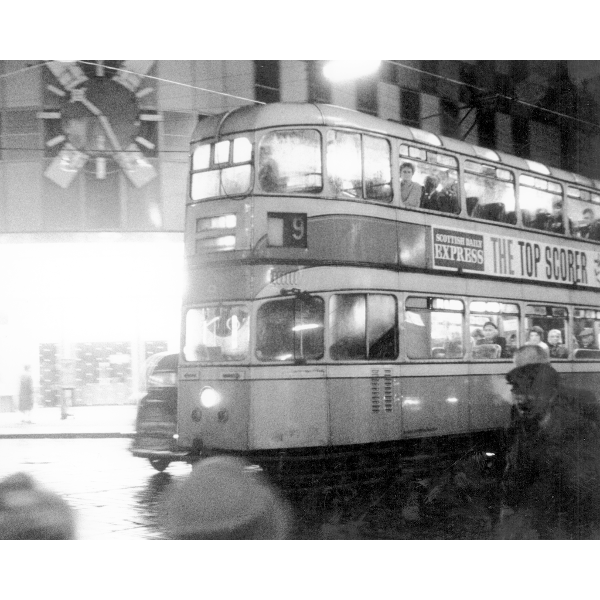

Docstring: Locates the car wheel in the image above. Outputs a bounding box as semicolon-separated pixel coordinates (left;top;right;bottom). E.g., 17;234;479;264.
149;458;170;472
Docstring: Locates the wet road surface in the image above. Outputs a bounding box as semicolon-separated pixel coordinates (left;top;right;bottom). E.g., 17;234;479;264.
0;438;503;539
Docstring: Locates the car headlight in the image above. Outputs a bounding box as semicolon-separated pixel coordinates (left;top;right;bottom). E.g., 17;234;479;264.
199;386;221;408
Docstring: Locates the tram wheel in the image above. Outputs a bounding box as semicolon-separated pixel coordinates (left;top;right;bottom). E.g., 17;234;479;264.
149;458;170;472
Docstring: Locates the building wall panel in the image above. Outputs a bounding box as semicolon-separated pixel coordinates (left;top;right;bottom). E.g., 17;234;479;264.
281;60;308;103
5;162;42;232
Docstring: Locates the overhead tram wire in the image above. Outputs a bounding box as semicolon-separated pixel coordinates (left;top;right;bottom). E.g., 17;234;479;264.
385;60;600;133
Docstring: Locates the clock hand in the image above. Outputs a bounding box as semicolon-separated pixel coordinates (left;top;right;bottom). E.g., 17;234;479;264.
98;115;123;152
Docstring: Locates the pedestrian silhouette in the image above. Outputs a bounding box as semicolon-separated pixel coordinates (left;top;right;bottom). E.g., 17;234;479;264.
18;365;34;424
164;456;291;539
0;472;76;539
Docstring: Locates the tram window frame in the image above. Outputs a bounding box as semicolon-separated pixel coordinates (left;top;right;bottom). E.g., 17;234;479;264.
257;129;323;195
326;130;392;203
183;304;250;363
256;295;325;363
469;301;519;359
519;175;565;235
190;136;253;202
464;160;516;224
573;308;600;360
404;296;465;360
525;304;569;360
398;144;460;214
566;186;600;241
329;293;398;361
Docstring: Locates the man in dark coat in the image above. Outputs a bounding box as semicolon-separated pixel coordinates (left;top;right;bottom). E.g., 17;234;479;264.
496;359;600;539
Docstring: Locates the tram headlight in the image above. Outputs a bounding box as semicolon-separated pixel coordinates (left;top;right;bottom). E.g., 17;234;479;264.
199;386;221;408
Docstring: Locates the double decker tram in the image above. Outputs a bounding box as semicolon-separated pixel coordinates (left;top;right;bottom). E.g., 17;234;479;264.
178;102;600;487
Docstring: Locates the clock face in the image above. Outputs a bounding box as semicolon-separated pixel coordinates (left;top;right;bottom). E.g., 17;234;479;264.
41;60;160;188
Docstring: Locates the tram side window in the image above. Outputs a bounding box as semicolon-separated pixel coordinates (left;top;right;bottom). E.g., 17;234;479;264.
566;187;600;241
256;296;324;362
327;131;392;202
399;145;459;214
520;175;564;234
405;297;464;359
525;304;569;359
329;294;398;360
258;130;323;195
469;301;519;359
184;305;250;362
573;308;600;359
190;137;253;202
464;161;516;224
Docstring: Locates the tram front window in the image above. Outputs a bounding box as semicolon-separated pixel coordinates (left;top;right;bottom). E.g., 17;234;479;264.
256;296;324;362
184;305;250;362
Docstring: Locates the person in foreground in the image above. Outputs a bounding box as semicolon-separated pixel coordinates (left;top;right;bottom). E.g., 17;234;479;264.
164;455;291;539
496;349;600;539
0;472;76;539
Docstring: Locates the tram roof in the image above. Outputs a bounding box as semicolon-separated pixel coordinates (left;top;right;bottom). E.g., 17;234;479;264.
192;102;600;191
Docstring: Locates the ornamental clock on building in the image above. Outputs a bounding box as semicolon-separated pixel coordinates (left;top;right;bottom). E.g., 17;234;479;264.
39;60;160;189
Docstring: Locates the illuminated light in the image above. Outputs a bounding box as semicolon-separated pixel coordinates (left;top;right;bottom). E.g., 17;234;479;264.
276;353;293;361
292;323;321;332
485;452;495;457
149;204;162;228
173;434;179;440
402;397;421;406
195;235;236;253
196;214;237;231
199;386;221;408
323;60;381;82
446;396;459;404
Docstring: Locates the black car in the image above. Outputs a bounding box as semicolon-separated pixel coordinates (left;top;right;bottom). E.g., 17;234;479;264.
130;352;188;471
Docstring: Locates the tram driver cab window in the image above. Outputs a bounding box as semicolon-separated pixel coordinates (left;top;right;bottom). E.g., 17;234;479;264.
256;296;324;362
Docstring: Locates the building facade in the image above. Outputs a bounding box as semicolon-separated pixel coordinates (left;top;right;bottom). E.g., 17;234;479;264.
1;59;598;408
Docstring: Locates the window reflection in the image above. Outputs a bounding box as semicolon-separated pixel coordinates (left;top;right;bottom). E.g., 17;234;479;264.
184;305;249;362
256;296;324;361
258;130;322;194
329;294;398;360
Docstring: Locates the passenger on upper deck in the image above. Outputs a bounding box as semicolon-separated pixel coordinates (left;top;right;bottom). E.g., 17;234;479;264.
476;321;508;358
545;200;565;235
420;175;440;210
436;170;460;214
577;208;600;241
400;162;422;207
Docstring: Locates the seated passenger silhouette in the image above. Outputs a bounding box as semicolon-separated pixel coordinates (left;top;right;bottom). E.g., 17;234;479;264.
530;208;550;231
576;328;598;350
545;200;565;235
525;326;549;354
437;172;460;214
476;321;508;358
400;162;422;208
547;329;568;359
420;176;440;210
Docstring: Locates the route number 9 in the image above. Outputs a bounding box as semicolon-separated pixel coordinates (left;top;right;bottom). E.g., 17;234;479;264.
268;212;307;248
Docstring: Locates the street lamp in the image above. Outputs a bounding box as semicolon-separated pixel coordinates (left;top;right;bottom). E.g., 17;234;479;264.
322;60;381;82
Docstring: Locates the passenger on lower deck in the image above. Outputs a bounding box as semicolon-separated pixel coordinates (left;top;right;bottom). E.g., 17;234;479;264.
476;321;508;358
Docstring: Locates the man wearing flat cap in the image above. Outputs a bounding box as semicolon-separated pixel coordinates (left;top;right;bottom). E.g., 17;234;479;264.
497;356;600;539
577;327;598;349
